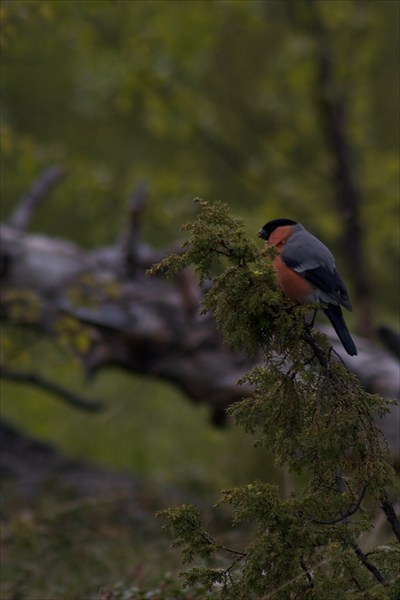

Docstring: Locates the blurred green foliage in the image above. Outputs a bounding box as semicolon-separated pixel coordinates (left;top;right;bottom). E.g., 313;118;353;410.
1;480;200;600
1;334;280;491
1;0;399;315
0;2;399;597
1;331;282;599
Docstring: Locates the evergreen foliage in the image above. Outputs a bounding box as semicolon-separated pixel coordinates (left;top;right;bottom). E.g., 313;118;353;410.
152;200;400;598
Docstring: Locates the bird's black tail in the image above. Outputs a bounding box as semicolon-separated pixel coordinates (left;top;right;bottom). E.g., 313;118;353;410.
324;304;357;356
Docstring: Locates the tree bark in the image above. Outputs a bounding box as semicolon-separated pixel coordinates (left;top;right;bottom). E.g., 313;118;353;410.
1;214;398;453
0;221;253;426
307;0;373;336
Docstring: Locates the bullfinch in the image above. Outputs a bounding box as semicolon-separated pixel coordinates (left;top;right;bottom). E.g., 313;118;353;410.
258;218;357;356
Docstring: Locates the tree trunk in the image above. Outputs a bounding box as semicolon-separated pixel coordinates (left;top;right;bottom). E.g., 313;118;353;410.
0;177;398;452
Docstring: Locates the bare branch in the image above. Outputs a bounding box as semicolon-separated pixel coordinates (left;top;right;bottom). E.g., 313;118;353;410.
123;180;148;270
302;328;329;370
0;366;103;412
380;494;400;542
337;474;387;586
351;542;387;585
300;558;314;588
8;166;66;230
218;544;247;559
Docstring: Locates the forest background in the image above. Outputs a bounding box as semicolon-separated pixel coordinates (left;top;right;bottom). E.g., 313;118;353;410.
1;1;399;598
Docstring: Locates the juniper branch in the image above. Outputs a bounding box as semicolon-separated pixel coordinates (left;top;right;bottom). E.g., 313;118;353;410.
302;328;330;369
311;484;368;525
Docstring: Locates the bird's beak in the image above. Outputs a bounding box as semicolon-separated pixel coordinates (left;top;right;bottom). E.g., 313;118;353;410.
258;228;266;240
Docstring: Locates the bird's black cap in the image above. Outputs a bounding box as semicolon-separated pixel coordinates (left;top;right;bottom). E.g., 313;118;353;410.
258;218;297;241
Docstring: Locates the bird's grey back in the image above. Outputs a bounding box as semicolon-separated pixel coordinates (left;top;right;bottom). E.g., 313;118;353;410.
283;224;336;273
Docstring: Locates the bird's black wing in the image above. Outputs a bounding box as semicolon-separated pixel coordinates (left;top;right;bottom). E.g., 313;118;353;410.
324;304;357;355
282;256;352;310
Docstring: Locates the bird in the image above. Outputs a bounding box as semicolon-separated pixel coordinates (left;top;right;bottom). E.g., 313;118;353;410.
258;218;357;356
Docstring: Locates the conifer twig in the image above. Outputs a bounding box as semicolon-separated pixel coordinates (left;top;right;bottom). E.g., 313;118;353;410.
311;484;368;525
335;473;387;586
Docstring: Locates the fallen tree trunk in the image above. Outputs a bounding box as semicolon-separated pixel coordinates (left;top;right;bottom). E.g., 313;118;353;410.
1;177;399;453
0;217;254;426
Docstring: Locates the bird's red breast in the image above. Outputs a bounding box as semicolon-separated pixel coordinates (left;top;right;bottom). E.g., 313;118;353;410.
273;255;315;304
266;224;315;304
